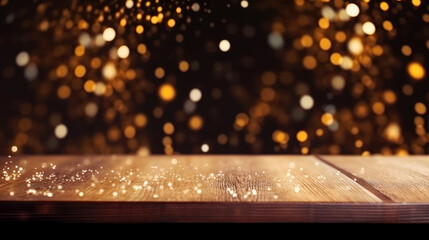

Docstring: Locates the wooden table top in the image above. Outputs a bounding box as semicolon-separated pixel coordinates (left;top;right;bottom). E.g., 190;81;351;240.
1;155;428;223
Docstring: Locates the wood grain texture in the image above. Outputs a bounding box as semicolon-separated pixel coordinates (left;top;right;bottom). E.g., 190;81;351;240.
0;155;380;202
322;155;429;203
1;155;429;222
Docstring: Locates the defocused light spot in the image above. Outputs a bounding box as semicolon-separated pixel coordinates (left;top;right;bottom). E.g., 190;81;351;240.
241;0;249;8
331;75;345;90
55;124;68;139
74;65;86;78
135;114;148;128
163;122;175;135
345;3;360;17
189;88;202;102
296;130;308;142
159;84;176;102
219;39;231;52
272;130;289;144
154;67;165;79
201;143;209;152
415;102;427;115
102;63;117;80
407;62;425;80
85;102;98;117
179;60;190;72
11;146;18;153
117;45;130;59
57;85;71;99
102;28;116;42
300;95;314;110
362;22;376;35
348;37;364;55
16;51;30;67
189;115;203;131
235;113;250;128
167;19;175;28
191;3;200;12
268;32;284;49
321;113;334;126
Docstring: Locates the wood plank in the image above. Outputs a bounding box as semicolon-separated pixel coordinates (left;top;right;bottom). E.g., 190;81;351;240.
321;155;429;203
1;201;428;223
0;155;380;202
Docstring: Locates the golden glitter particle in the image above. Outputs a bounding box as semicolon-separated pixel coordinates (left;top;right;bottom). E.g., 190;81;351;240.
300;95;314;110
319;38;331;51
167;19;176;28
383;21;393;31
137;43;147;55
57;85;71;99
102;63;117;80
158;84;176;101
124;125;136;139
412;0;421;7
401;45;412;56
189;88;202;102
16;51;29;67
372;102;385;115
362;22;376;35
178;60;190;72
56;65;68;78
261;87;276;102
272;130;289;144
55;124;68;139
84;80;95;93
136;25;144;34
301;147;309;155
74;65;86;78
384;123;401;143
189;115;203;131
296;130;308;142
415;102;427;115
383;90;397;104
407;62;425;80
201;143;209;152
318;18;329;29
330;53;342;65
321;113;334;126
11;145;18;153
335;31;347;43
219;39;231;52
74;45;85;57
380;2;389;11
102;27;116;42
303;56;317;70
235;113;250;128
134;114;148;128
345;3;360;17
300;35;313;48
217;134;228;145
163;122;175;135
117;45;130;59
348;37;364;55
154;67;165;79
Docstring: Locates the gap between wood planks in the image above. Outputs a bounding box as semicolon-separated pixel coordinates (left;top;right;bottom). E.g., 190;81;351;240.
314;155;394;203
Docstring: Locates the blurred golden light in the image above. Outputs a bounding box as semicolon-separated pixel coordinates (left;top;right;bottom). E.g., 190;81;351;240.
135;114;148;128
321;113;334;126
163;122;175;135
189;115;203;131
407;62;425;80
296;130;308;142
102;28;116;42
158;84;176;102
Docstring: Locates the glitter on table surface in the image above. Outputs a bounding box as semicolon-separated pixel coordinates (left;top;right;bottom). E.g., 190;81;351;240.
1;155;429;222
